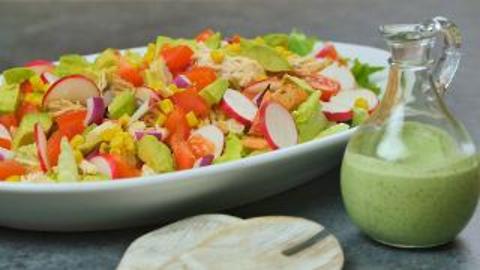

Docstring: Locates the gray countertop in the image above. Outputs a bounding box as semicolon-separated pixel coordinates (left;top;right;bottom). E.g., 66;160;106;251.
0;0;479;269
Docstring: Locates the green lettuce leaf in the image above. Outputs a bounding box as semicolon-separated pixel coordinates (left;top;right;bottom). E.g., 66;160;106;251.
240;42;291;72
287;30;317;56
2;67;35;84
215;133;244;164
263;33;289;48
204;32;222;49
293;92;329;142
351;59;384;94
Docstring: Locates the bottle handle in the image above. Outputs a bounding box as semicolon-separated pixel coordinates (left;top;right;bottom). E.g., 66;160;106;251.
427;17;462;95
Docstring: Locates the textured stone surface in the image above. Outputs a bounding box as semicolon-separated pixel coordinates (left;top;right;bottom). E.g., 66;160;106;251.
0;0;479;269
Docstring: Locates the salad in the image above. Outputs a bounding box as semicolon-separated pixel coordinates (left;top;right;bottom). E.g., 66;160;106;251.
0;29;383;183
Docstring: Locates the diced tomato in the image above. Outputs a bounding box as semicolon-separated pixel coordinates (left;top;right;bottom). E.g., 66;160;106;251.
118;60;144;87
0;160;26;180
16;102;39;123
47;130;63;166
305;75;341;102
171;88;210;118
165;107;191;141
196;28;215;42
20;81;34;94
187;134;216;158
161;45;194;75
55;110;87;139
227;34;241;44
184;67;217;90
315;43;339;60
0;138;11;150
0;114;18;129
170;133;196;170
110;155;140;179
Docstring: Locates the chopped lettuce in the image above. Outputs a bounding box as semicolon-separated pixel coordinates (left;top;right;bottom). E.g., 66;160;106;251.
137;135;174;173
54;54;91;77
263;33;289;48
94;48;119;70
287;30;317;56
199;78;229;105
293;92;329;142
143;58;172;96
240;42;291;72
2;67;35;84
0;83;20;114
204;32;222;49
315;123;350;139
14;144;39;167
57;138;79;182
124;50;143;68
108;91;137;119
351;59;384;94
215;133;244;164
352;107;368;126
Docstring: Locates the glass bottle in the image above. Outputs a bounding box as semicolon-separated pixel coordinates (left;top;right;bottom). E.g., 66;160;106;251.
341;17;479;248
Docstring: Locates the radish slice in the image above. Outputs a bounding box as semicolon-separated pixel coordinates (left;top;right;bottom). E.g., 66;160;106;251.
42;74;100;107
0;147;14;161
34;123;50;172
322;89;379;122
190;125;225;158
194;154;214;168
129;98;151;124
319;63;356;90
135;87;160;104
321;102;353;122
25;59;54;74
242;78;280;99
40;72;59;85
260;102;298;149
173;75;192;88
134;128;168;141
84;97;106;126
89;154;117;179
220;89;258;125
0;124;12;141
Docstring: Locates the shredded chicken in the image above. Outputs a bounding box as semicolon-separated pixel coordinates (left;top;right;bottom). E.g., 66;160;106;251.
79;160;99;175
109;73;135;96
220;56;265;88
290;56;333;77
21;172;54;183
47;99;85;117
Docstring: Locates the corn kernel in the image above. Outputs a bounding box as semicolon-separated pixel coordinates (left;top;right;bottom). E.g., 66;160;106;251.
226;43;241;53
74;150;83;164
143;43;156;64
168;83;183;93
70;135;85;149
354;97;369;110
5;175;20;182
99;142;110;153
186;111;199;127
24;92;43;106
118;115;131;128
29;75;48;92
159;99;174;114
155;113;167;126
210;50;225;64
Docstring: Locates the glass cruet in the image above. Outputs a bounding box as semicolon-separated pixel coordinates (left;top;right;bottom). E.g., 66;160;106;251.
340;17;480;248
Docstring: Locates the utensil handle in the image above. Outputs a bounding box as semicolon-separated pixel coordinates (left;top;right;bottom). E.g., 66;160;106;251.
428;16;462;95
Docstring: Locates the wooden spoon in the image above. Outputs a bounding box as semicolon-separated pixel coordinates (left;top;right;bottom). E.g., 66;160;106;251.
117;214;243;270
162;216;344;270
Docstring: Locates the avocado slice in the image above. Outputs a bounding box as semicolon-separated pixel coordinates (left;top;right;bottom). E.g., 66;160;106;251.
137;135;174;173
0;84;21;114
108;91;137;119
13;113;53;149
282;74;315;94
199;78;229;105
57;137;79;182
241;43;291;72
